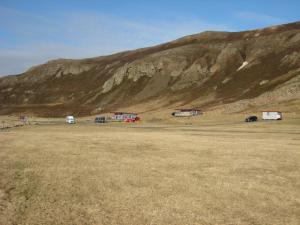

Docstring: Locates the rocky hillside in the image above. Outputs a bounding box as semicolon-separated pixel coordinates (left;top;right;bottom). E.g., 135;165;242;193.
0;21;300;116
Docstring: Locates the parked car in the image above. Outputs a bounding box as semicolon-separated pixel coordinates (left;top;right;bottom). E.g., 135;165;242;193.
125;116;140;123
245;116;258;122
66;116;75;124
95;116;106;123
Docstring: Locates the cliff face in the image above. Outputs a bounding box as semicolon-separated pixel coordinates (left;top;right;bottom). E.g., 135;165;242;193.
1;21;300;116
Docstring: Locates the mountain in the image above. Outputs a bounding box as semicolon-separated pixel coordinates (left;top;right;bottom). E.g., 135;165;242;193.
1;21;300;116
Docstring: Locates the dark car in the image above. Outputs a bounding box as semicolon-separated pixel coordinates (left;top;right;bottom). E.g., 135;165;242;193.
95;116;106;123
245;116;258;122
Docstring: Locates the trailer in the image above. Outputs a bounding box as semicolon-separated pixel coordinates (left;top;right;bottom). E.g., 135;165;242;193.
262;111;282;120
172;109;202;117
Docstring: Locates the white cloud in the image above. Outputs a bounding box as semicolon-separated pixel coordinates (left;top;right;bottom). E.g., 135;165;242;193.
0;7;232;76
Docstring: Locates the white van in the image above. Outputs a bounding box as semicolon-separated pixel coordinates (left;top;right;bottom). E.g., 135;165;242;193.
66;116;75;124
262;111;282;120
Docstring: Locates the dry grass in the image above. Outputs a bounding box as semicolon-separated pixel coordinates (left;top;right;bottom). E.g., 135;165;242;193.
0;115;300;225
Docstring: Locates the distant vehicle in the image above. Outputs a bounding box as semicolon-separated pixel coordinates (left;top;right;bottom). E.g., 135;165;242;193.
66;116;75;124
172;108;202;117
245;116;258;122
19;115;28;124
111;112;140;122
262;111;282;120
125;116;140;123
95;116;106;123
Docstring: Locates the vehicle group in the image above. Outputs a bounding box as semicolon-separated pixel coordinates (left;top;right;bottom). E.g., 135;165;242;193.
65;110;283;124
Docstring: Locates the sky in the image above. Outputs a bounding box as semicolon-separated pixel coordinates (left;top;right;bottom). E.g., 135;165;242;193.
0;0;299;76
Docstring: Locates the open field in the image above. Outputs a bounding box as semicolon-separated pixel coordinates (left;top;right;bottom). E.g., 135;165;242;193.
0;116;300;225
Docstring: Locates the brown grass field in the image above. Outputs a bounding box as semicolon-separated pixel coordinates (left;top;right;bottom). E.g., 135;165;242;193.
0;114;300;225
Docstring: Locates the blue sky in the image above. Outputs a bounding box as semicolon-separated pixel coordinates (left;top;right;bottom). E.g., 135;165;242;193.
0;0;299;76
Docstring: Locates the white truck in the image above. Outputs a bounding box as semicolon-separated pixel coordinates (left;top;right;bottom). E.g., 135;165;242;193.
262;111;282;120
66;116;76;124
